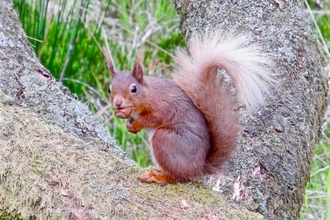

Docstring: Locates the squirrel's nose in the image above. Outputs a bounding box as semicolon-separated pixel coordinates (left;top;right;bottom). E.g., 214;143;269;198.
114;99;122;108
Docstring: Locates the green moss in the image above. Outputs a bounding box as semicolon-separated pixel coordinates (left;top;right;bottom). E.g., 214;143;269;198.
0;210;23;220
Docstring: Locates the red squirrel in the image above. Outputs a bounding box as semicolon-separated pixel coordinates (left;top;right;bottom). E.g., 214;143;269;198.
106;32;272;184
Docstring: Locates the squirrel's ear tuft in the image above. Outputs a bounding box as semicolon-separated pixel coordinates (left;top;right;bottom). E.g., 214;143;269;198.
132;63;144;84
103;47;116;78
108;62;116;78
132;51;145;84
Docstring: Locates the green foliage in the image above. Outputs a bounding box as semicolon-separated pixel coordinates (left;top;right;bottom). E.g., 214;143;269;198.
14;0;106;95
317;16;330;41
13;0;330;218
301;135;330;219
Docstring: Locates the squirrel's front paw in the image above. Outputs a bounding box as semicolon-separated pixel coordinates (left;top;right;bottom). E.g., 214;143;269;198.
126;117;138;134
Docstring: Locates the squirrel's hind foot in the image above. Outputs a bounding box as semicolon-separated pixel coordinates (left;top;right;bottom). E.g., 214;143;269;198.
138;169;177;184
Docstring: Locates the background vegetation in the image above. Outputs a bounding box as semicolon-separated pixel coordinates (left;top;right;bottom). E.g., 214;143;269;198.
13;0;330;219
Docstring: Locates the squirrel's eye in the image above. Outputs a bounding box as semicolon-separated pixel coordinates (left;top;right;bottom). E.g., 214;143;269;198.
108;85;111;94
130;84;137;93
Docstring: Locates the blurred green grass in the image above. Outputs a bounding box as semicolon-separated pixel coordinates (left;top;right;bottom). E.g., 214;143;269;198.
13;0;330;218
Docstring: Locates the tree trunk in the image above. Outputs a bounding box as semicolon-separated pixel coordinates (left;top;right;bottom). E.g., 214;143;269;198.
173;0;328;219
0;0;264;219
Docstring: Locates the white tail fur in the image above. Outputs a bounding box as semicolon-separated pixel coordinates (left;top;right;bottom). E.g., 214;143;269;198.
174;32;273;112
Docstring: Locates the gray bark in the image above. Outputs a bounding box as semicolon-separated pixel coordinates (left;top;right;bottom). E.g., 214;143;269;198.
173;0;328;219
0;0;264;219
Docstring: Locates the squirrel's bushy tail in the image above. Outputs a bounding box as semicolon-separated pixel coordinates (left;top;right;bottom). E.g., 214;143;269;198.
173;32;273;173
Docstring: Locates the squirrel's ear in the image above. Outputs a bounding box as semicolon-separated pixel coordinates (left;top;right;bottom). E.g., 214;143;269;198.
132;62;144;84
132;52;144;84
103;47;116;78
108;61;116;78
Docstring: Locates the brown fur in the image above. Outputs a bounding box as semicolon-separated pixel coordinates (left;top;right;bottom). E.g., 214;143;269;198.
106;31;272;183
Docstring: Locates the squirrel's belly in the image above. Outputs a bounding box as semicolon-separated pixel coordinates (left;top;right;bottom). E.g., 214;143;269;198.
143;128;157;166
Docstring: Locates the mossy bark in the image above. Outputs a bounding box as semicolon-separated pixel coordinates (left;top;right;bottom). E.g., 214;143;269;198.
0;0;264;219
173;0;328;219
